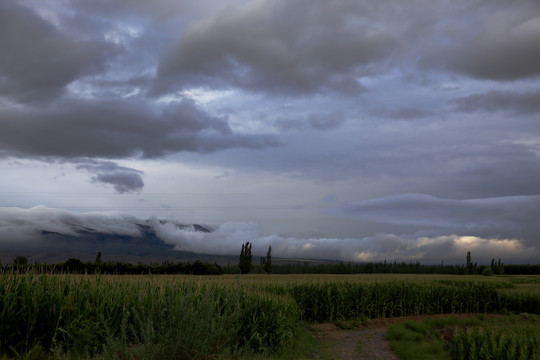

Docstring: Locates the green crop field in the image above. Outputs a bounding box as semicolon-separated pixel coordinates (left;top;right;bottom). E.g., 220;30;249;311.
1;273;539;359
387;314;540;360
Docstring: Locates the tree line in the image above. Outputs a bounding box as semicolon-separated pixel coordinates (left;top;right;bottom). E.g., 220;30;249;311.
4;254;224;275
2;248;539;275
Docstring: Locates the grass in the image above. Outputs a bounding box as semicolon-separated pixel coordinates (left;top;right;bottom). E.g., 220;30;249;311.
238;325;335;360
386;316;478;360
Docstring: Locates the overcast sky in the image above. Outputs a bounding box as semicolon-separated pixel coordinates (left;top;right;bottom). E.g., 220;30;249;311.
1;0;539;264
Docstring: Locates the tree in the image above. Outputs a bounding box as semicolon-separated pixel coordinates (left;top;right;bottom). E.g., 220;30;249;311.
497;258;504;275
466;251;472;275
239;242;253;275
95;251;102;264
13;256;28;267
264;245;272;275
64;258;84;273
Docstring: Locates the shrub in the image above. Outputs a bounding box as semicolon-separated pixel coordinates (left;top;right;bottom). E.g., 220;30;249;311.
482;267;494;276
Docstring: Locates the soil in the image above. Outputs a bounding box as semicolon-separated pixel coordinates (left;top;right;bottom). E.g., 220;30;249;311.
312;322;397;360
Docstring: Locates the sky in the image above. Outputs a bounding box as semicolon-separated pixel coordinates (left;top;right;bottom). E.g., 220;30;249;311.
1;0;539;264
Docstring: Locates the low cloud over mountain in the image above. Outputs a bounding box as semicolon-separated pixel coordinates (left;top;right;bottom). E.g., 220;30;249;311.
1;203;537;265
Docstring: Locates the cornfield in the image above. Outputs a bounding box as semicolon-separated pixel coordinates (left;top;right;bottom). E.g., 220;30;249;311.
286;280;540;322
0;274;298;359
452;318;540;360
0;273;539;359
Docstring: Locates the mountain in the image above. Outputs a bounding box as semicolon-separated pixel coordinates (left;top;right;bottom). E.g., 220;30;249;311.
0;218;237;265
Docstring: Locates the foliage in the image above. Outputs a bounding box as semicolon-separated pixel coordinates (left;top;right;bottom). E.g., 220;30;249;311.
387;315;540;360
265;246;272;275
387;318;453;360
239;241;253;275
0;274;298;359
2;259;224;275
95;252;102;264
223;260;487;275
482;266;493;276
504;264;540;275
287;280;540;323
1;273;539;359
451;315;540;360
5;252;540;275
12;256;28;267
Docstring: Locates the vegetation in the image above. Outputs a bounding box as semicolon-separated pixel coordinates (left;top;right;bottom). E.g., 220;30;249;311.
239;241;253;275
288;280;540;323
387;315;540;360
264;245;272;275
387;318;456;360
3;258;224;275
12;256;28;268
224;259;537;275
452;315;540;360
466;251;472;275
1;248;539;359
0;272;539;359
4;251;539;275
482;266;493;276
0;273;298;359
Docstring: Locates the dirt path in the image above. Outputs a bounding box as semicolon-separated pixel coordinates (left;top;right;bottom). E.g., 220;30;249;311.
313;323;398;360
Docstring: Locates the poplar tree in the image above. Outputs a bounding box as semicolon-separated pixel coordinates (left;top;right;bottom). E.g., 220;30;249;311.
239;242;252;275
265;245;272;275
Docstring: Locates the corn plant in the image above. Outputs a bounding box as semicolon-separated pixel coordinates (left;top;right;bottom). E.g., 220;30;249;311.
451;318;540;360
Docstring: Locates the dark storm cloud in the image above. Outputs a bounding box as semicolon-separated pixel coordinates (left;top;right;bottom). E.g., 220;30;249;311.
452;90;540;115
335;194;540;244
76;160;144;193
153;0;540;96
203;114;540;199
154;0;396;95
419;2;540;80
0;97;277;159
0;1;113;103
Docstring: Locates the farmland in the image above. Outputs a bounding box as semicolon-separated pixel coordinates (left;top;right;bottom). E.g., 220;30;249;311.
1;273;539;359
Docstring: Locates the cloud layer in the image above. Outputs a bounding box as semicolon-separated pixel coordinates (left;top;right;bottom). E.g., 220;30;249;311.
0;98;276;159
1;0;539;263
335;194;540;245
1;204;538;264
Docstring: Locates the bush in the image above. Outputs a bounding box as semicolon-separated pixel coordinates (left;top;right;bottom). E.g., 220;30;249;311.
482;267;494;276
